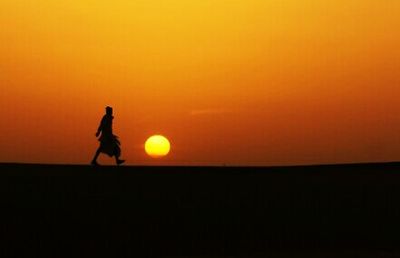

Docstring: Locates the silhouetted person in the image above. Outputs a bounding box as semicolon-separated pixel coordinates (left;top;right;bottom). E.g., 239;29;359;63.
91;106;125;166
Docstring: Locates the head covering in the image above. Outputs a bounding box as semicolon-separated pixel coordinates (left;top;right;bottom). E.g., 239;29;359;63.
106;106;113;114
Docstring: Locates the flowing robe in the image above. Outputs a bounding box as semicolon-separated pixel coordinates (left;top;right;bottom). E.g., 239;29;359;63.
97;115;121;158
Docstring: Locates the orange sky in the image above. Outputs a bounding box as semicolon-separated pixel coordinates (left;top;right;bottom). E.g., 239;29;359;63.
1;0;400;165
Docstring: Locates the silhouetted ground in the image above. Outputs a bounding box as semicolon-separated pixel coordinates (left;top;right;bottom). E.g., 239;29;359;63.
1;162;400;257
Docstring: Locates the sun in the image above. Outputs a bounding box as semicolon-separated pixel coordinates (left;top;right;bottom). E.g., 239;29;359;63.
145;135;171;158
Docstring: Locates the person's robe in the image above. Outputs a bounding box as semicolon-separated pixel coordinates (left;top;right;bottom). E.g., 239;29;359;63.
97;115;121;158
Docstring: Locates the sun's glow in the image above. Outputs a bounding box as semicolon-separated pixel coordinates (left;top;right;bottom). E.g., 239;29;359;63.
145;135;171;158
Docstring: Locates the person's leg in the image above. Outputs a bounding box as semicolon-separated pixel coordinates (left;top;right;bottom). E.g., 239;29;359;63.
114;150;125;165
115;155;125;165
91;147;101;165
113;142;124;165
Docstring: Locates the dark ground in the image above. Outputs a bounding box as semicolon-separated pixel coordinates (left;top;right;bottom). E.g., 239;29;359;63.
1;162;400;257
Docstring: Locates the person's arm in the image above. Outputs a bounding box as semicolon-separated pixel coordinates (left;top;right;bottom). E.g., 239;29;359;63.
95;117;105;137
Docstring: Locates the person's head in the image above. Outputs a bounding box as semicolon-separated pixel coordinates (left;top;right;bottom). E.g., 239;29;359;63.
106;106;113;116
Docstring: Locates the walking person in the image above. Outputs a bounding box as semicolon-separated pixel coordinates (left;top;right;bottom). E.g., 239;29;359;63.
91;106;125;166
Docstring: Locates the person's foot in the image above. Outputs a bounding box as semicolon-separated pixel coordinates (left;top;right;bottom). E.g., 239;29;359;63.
116;159;125;166
91;160;99;166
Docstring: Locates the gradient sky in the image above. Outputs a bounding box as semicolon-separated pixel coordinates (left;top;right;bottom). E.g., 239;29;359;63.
1;0;400;165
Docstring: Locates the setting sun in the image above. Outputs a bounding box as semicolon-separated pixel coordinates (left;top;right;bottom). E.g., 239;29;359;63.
145;135;171;158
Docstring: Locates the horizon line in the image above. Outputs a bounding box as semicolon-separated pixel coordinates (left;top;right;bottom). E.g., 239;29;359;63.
1;161;400;169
